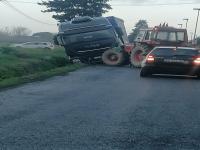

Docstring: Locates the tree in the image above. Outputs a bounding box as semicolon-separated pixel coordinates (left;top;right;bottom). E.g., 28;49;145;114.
0;27;11;36
128;20;148;43
38;0;112;22
11;27;32;36
32;32;54;38
0;26;31;37
196;37;200;46
32;32;55;41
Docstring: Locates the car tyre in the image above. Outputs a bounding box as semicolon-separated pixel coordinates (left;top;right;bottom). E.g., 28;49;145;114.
140;69;151;77
196;74;200;79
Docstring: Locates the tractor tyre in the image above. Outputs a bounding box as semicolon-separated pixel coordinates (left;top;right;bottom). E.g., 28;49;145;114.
130;45;148;68
102;49;125;66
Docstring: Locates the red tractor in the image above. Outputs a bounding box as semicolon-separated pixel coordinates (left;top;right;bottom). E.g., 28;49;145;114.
130;24;188;67
102;24;188;67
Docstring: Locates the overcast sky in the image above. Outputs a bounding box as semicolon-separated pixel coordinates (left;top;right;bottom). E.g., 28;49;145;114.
0;0;200;39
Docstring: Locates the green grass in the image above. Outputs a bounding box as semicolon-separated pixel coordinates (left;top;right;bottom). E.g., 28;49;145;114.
0;42;11;47
0;64;83;90
0;46;83;89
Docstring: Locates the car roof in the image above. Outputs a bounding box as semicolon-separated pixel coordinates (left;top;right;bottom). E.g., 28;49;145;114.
154;46;197;50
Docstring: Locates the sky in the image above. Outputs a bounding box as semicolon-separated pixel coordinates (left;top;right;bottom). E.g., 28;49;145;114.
0;0;200;39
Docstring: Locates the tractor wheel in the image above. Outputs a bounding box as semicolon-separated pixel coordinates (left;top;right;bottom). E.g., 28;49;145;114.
130;45;148;68
102;49;125;66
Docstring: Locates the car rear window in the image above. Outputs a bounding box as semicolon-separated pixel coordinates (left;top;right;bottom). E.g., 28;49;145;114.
152;48;198;56
152;48;174;56
175;48;198;56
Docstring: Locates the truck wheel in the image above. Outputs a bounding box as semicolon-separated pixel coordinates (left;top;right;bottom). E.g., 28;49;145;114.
130;45;148;68
102;49;125;66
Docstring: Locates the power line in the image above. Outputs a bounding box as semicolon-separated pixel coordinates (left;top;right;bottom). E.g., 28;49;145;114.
0;0;56;26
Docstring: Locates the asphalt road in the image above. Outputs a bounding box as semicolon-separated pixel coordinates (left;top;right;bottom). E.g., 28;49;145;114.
1;66;200;150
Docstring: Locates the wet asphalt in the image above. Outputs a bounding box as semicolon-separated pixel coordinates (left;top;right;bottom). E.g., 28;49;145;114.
0;66;200;150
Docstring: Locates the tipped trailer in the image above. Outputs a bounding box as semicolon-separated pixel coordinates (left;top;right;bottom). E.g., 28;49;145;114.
54;16;129;64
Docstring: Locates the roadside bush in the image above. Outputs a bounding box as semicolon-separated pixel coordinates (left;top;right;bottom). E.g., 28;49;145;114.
0;47;17;55
0;47;69;81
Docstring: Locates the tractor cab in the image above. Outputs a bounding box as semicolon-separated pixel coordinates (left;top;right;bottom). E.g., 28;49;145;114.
135;25;188;47
131;24;189;67
151;25;188;47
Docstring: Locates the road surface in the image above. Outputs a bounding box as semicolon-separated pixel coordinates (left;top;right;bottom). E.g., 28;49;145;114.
0;66;200;150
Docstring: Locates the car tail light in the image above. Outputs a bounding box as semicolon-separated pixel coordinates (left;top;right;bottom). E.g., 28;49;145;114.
193;57;200;65
146;55;155;63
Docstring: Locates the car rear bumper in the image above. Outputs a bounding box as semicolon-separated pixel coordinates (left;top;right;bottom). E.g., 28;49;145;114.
142;64;200;76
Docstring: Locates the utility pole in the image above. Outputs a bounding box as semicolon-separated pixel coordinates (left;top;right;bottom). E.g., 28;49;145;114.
190;32;194;41
193;8;200;41
183;18;189;29
178;24;183;28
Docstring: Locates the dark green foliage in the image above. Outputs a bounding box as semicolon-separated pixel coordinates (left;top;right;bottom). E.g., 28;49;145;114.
0;64;82;90
128;20;148;43
0;47;17;54
38;0;112;22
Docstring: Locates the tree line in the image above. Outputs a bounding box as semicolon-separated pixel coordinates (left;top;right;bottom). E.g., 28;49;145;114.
0;26;31;37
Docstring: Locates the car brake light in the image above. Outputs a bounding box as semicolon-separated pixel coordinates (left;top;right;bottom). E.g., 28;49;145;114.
193;57;200;65
146;55;155;63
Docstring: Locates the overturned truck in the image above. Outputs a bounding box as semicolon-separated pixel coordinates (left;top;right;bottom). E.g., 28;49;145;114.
54;16;129;64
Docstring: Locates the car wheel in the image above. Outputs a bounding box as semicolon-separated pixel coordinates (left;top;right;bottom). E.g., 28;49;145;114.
196;74;200;79
140;69;151;77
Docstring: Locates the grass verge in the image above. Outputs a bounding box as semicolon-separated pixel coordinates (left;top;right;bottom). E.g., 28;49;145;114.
0;64;84;90
0;46;84;90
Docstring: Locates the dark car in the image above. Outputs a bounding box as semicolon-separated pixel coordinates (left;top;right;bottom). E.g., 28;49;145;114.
140;47;200;78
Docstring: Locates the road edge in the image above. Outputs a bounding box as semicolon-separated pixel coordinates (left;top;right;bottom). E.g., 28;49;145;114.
0;64;85;91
